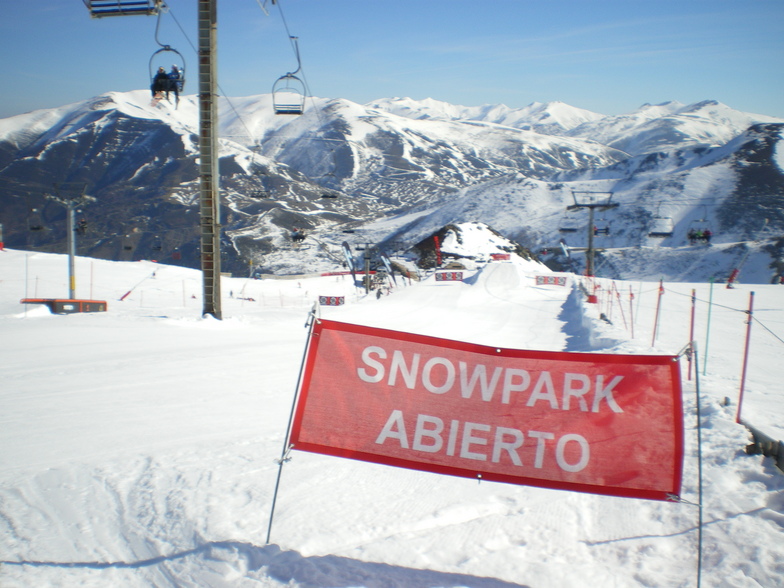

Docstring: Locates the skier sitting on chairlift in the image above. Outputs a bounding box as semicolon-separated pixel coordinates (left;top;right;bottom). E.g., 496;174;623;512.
168;65;181;107
151;67;169;101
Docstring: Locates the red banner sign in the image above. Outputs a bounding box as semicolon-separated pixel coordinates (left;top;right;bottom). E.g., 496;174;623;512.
290;320;683;501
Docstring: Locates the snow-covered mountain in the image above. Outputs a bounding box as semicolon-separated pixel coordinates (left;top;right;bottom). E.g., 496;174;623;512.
567;99;783;156
0;92;782;281
365;97;605;135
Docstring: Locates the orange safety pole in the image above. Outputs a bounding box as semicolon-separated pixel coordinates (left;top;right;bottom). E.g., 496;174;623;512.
735;291;755;424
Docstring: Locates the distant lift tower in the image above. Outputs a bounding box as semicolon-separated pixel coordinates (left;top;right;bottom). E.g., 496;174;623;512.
45;183;96;299
83;0;222;319
566;191;619;277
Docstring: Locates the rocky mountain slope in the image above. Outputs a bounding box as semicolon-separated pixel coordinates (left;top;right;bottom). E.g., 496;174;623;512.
0;91;781;282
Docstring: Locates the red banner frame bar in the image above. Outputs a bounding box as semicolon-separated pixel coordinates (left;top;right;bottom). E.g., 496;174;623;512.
290;319;683;501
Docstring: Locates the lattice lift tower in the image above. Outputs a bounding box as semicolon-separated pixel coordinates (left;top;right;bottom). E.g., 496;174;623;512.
84;0;222;319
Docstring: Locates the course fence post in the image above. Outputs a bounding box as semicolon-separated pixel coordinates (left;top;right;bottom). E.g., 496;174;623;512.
735;291;755;424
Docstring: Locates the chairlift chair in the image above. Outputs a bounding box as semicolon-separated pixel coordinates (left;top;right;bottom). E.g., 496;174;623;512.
648;216;674;238
272;74;306;115
558;214;580;233
149;47;185;96
28;208;44;231
688;205;712;232
84;0;161;18
148;5;185;105
272;36;306;115
648;203;674;237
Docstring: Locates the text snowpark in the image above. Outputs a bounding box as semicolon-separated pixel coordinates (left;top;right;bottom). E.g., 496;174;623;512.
357;346;625;411
356;346;627;473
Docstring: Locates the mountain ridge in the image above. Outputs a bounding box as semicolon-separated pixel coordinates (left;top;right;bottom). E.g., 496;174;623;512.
0;91;782;282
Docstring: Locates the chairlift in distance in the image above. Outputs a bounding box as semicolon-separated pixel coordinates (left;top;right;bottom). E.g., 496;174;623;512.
593;212;611;236
558;212;580;233
28;207;45;231
648;204;674;237
272;37;306;115
688;205;713;232
75;210;89;235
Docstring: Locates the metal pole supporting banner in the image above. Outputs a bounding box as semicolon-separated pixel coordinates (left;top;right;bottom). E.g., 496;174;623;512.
266;305;319;545
735;291;755;424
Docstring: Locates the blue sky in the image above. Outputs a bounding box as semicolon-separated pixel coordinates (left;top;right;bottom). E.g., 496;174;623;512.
1;0;782;119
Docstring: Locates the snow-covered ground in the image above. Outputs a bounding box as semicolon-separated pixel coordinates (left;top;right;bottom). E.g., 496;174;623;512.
1;248;782;587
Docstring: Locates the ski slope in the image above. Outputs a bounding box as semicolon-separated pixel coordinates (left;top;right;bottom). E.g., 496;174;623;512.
1;249;782;587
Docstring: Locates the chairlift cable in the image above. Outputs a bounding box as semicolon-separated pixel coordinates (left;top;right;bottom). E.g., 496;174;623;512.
163;5;198;55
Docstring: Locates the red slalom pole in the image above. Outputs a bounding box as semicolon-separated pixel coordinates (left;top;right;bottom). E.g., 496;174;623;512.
735;291;755;423
651;279;664;347
629;285;635;339
688;289;696;380
613;282;627;330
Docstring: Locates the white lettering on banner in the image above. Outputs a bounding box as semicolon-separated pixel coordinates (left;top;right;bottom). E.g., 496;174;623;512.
357;346;624;413
375;411;590;472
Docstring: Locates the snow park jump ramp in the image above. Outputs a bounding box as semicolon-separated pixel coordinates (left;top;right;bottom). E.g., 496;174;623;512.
325;260;619;354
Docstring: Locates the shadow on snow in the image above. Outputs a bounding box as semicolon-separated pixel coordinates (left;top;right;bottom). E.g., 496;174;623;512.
1;541;529;588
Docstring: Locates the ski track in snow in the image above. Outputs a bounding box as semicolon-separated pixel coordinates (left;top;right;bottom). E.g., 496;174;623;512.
0;249;783;587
